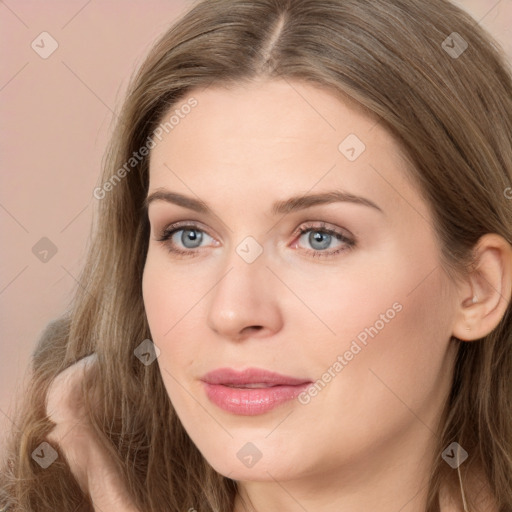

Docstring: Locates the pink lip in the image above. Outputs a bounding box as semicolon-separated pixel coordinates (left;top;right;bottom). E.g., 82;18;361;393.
200;368;312;415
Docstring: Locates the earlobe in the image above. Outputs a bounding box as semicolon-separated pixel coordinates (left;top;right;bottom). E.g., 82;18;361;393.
451;233;512;342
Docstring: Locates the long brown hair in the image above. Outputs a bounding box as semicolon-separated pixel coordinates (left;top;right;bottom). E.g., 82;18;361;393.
2;0;511;510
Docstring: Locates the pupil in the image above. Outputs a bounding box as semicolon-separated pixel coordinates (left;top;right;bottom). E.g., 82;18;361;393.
310;231;330;250
183;229;202;248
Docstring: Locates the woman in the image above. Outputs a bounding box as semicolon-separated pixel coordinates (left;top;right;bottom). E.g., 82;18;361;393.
1;0;511;510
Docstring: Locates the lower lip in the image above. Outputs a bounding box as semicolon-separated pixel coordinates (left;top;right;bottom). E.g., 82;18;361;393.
202;382;311;415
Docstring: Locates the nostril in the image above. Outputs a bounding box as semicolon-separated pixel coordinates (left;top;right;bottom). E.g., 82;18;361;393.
244;325;263;334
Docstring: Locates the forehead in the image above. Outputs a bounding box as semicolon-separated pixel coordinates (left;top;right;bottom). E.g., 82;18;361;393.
147;79;427;221
150;79;380;159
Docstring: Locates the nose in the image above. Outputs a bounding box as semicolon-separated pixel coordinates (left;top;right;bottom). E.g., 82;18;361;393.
206;246;283;341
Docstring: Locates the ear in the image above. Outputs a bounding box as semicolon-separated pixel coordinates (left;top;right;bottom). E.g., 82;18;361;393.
452;233;512;341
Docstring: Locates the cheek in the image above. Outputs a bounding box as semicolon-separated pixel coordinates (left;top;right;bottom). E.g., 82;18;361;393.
142;259;171;340
142;258;196;406
315;264;456;430
142;253;209;395
284;269;456;472
296;234;456;404
142;251;205;340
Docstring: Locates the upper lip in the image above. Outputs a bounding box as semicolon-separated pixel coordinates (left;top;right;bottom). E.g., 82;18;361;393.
200;367;311;386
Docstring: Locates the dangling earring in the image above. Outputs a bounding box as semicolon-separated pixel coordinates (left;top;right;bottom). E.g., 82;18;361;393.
457;461;469;511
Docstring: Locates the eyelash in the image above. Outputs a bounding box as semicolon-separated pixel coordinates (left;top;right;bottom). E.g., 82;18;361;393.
155;221;356;259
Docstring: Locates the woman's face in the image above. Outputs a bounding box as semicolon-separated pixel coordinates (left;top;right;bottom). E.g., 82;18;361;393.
142;79;460;487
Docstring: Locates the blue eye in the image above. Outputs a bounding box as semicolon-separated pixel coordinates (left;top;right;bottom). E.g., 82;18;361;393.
157;226;213;254
176;228;205;249
295;223;355;258
300;229;337;250
156;221;355;259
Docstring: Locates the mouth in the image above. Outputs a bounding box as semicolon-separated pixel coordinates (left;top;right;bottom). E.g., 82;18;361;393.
223;383;280;388
200;367;312;415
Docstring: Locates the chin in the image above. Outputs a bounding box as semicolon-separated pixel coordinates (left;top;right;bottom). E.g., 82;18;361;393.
208;458;280;482
199;439;302;482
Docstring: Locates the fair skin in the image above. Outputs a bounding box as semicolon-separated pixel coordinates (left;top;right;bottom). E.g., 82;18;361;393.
46;79;511;511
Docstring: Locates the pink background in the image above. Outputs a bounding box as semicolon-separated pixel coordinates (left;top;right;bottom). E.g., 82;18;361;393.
1;0;511;449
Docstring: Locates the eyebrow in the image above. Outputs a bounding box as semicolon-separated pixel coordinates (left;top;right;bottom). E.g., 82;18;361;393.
144;188;383;216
